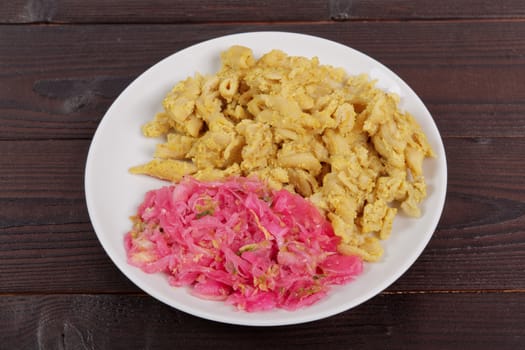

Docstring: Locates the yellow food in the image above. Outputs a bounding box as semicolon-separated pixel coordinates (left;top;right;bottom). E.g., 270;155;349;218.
130;46;435;262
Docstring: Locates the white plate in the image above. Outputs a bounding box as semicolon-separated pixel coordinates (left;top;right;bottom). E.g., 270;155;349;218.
85;32;447;326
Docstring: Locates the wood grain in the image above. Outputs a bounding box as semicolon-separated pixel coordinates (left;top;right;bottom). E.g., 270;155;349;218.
2;0;525;23
1;293;523;349
1;21;524;140
328;0;525;20
2;0;524;346
2;0;330;23
1;138;524;293
0;223;137;293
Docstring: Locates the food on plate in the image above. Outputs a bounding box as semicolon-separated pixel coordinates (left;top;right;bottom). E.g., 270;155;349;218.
125;177;363;311
130;45;434;262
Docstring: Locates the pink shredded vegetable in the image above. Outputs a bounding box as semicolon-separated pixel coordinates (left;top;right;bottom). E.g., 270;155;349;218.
125;177;362;311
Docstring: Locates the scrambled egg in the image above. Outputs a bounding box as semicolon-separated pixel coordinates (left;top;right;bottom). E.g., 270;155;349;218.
130;46;434;262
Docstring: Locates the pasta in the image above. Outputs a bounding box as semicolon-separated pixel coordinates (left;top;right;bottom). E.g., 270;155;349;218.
130;46;435;262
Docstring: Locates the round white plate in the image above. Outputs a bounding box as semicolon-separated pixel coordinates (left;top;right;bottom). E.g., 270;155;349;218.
85;31;447;326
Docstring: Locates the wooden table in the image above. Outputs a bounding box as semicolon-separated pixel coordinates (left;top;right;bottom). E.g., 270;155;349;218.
2;1;525;348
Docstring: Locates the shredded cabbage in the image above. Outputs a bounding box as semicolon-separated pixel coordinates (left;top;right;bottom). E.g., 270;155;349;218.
125;177;362;311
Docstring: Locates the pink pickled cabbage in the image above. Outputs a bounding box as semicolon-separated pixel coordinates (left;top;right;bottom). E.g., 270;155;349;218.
125;177;362;312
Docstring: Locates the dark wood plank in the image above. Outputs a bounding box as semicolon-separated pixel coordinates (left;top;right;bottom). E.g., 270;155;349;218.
1;137;524;293
1;293;523;349
428;103;525;138
329;0;525;20
2;0;525;23
1;21;524;140
0;139;88;200
0;139;137;292
1;0;330;23
0;223;137;293
445;137;525;200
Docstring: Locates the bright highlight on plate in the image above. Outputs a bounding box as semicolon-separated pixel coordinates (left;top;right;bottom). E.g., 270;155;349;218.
85;32;447;326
